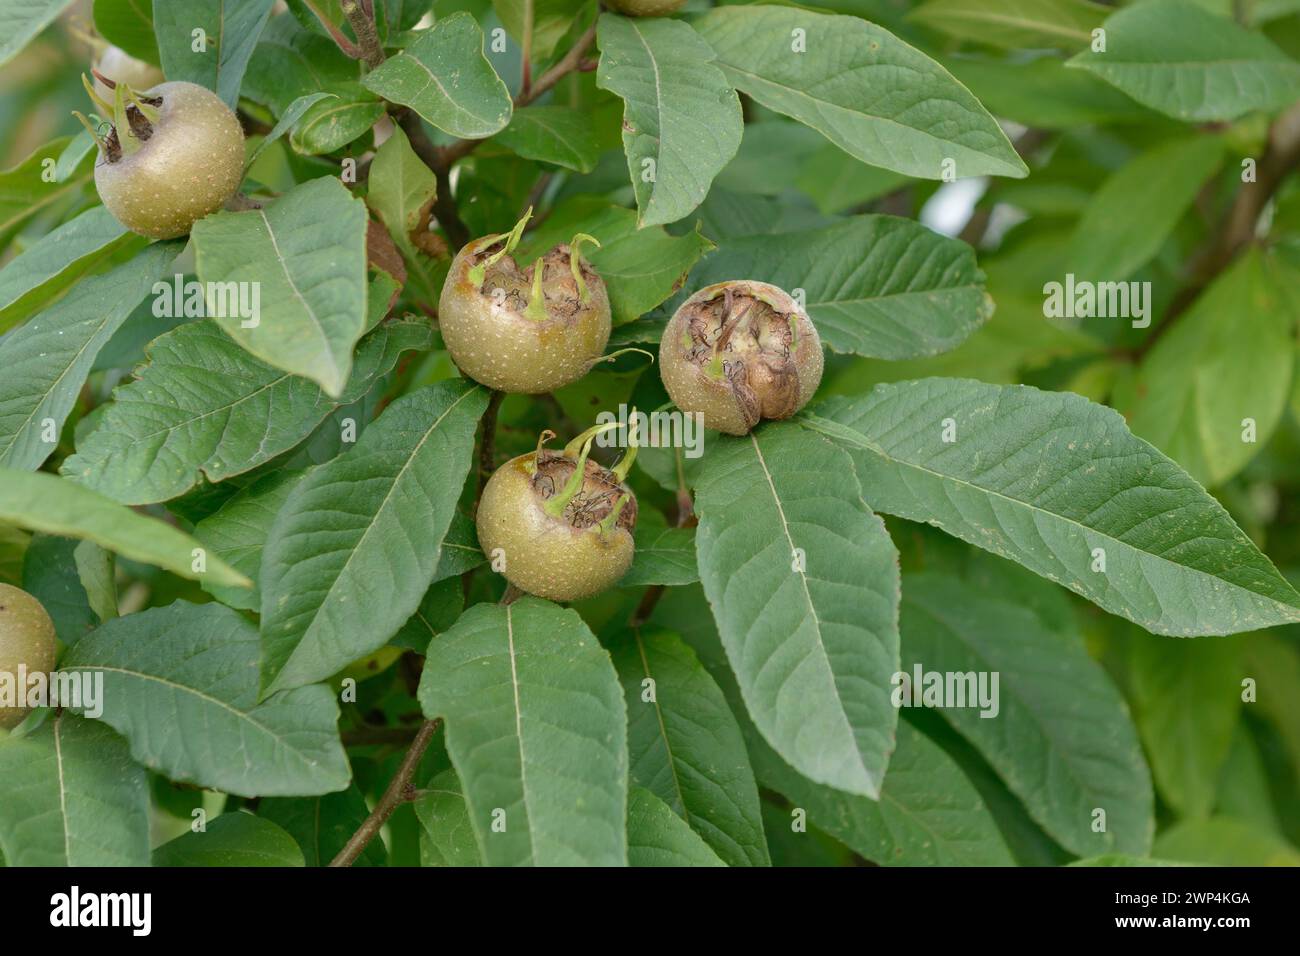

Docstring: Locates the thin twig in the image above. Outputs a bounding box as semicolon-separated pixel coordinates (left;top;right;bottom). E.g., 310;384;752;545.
303;0;362;58
477;390;505;507
342;0;385;69
330;719;441;867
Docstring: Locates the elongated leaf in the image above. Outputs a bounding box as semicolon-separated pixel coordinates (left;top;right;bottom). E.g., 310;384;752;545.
62;601;350;797
418;598;629;867
621;521;698;587
22;535;100;646
627;786;727;867
1153;817;1300;866
191;176;369;397
94;0;158;65
361;13;512;138
154;0;274;107
260;783;386;866
495;105;602;174
695;7;1027;180
1067;136;1225;282
241;12;358;117
0;468;249;587
1114;249;1298;488
154;812;305;866
0;241;180;471
1129;632;1241;819
246;91;336;169
596;13;743;227
901;571;1153;856
63;318;432;505
757;718;1013;865
0;0;77;67
0;713;149;866
1067;0;1300;122
0;137;95;246
490;0;584;64
289;83;385;155
611;629;768;866
809;379;1300;635
414;769;482;867
367;123;438;249
683;216;991;360
694;423;900;797
0;205;138;333
908;0;1106;50
260;380;487;694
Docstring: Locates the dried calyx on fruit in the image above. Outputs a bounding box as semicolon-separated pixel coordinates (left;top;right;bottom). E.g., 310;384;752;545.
476;422;639;603
91;44;164;102
438;210;613;393
659;279;824;436
76;77;245;240
0;584;57;731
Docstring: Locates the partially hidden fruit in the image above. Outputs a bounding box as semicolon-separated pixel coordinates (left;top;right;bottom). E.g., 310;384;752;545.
659;279;824;435
92;45;164;102
0;584;57;730
79;79;245;240
438;210;612;393
604;0;687;15
477;424;638;602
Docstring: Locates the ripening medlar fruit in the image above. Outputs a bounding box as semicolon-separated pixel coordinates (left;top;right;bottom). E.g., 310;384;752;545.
659;279;824;435
92;45;164;103
80;79;245;240
603;0;687;15
438;211;612;394
0;584;57;730
477;425;638;602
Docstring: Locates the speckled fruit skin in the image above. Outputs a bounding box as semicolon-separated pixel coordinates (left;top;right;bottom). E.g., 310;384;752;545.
659;279;824;435
92;45;164;102
604;0;687;15
438;235;612;394
477;453;635;602
0;584;57;730
95;81;245;240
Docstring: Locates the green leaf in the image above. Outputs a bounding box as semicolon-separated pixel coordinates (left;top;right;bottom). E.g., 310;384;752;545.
0;468;250;587
756;719;1014;865
94;0;159;66
288;83;385;155
518;199;715;325
627;786;727;867
191;177;369;397
74;539;117;622
0;137;95;247
418;598;629;866
0;522;29;586
193;470;307;611
0;713;149;866
153;812;305;866
0;0;77;67
393;577;465;653
610;629;769;866
0;241;180;471
21;535;101;646
1114;249;1297;488
361;13;512;139
154;0;275;107
241;12;358;117
245;91;336;169
494;105;602;174
694;423;901;797
62;318;433;505
1069;854;1186;867
367;123;438;250
809;379;1300;635
695;6;1027;180
414;769;483;867
1129;631;1241;819
260;380;488;694
0;205;138;334
491;0;585;64
907;0;1107;50
621;520;698;587
1067;0;1300;122
1067;136;1225;281
596;13;744;227
683;216;991;360
61;601;350;797
900;571;1153;856
260;783;386;866
1153;817;1300;866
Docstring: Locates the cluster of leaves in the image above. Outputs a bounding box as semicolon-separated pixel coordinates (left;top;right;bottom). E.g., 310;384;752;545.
0;0;1298;868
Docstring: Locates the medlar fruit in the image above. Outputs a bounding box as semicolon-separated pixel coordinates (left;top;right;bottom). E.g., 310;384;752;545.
0;584;57;730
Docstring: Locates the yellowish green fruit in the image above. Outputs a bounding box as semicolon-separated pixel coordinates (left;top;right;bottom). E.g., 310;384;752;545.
659;279;823;435
91;80;245;240
438;213;612;394
604;0;687;15
477;432;637;603
0;584;57;730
